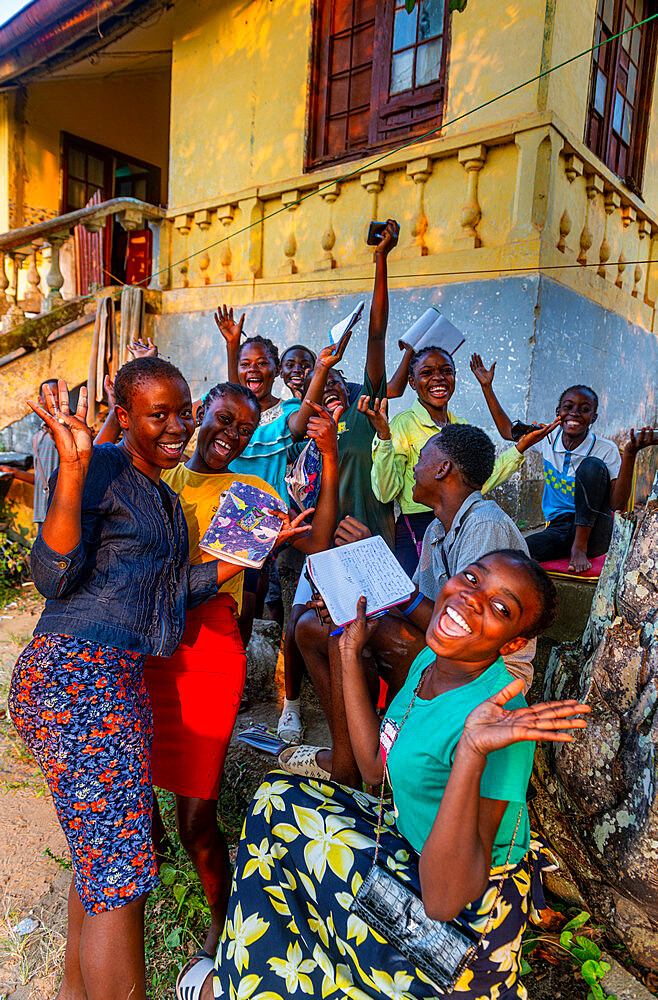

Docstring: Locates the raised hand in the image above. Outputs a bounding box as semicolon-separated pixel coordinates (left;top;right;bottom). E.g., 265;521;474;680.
316;329;353;371
470;353;496;387
127;337;157;359
357;394;390;440
268;507;313;547
515;416;561;454
306;401;338;456
28;381;93;471
339;595;379;656
213;304;245;348
459;678;589;760
623;426;655;455
375;218;400;257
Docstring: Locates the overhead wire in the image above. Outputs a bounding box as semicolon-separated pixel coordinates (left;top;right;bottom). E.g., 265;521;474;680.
14;9;658;328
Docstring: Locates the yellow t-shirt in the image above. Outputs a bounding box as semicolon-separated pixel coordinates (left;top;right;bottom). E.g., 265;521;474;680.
162;465;283;612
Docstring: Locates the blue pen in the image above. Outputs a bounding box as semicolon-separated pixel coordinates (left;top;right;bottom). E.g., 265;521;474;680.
329;609;387;637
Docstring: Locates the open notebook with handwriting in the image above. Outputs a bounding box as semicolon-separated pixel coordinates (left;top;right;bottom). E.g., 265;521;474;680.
306;536;414;628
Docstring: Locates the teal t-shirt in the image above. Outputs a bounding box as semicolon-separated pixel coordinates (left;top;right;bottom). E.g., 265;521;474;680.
383;647;533;867
230;398;300;502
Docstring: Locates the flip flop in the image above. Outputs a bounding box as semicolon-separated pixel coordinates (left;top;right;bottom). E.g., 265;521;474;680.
176;950;214;1000
278;744;332;780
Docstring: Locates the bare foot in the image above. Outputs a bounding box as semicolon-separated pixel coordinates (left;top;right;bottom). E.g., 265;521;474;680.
316;749;334;772
568;548;591;573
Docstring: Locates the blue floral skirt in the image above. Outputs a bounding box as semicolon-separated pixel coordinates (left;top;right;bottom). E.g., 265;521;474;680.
9;634;159;914
213;772;557;999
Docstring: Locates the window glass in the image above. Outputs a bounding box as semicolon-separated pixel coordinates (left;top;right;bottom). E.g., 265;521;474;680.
391;49;414;93
416;38;442;86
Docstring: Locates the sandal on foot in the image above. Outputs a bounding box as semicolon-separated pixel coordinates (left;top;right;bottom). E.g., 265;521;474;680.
278;744;332;780
176;950;214;1000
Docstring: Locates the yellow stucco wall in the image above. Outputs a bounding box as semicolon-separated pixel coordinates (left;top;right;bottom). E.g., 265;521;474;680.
442;0;546;135
19;69;171;225
169;0;311;205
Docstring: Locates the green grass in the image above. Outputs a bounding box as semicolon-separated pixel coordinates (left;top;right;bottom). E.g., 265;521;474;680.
145;767;252;998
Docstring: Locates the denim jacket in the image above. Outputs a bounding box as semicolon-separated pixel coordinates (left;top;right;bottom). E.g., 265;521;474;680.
31;444;218;656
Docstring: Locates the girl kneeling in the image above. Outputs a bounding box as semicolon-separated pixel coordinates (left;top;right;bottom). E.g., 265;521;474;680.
180;549;588;1000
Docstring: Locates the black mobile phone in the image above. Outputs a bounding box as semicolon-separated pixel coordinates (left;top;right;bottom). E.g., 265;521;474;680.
366;221;387;245
510;420;539;442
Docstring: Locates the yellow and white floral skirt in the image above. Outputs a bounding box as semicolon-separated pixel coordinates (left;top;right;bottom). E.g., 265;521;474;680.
212;771;557;999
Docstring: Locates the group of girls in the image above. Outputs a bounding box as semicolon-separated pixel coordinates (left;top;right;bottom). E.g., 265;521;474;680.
8;214;597;1000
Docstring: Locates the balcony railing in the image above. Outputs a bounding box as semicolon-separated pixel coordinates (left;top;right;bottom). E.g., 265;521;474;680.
0;197;166;342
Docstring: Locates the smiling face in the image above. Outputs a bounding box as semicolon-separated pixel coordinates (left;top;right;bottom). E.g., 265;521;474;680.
281;348;314;398
426;552;541;664
410;350;456;415
556;388;597;443
321;371;349;415
412;436;446;506
195;391;260;473
116;375;194;475
238;343;278;401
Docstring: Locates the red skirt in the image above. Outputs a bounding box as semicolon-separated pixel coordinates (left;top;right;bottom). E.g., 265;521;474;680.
144;593;246;800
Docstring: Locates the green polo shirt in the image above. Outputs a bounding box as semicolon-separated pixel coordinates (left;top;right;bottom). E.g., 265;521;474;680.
384;646;532;867
370;397;526;514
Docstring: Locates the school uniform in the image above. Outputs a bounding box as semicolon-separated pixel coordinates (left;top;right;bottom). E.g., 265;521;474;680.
526;428;621;562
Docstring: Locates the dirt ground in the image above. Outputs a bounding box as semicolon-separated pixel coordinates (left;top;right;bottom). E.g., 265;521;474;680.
0;590;650;1000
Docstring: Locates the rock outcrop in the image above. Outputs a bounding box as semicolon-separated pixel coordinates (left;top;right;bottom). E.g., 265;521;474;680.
531;474;658;969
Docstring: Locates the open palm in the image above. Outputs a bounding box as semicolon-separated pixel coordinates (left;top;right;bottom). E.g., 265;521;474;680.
460;678;589;758
28;381;93;469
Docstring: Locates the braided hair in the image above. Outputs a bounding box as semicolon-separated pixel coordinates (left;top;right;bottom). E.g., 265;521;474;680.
237;335;280;369
114;357;187;410
410;345;455;378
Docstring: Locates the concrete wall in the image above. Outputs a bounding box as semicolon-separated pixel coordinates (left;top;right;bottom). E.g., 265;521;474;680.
152;274;658;524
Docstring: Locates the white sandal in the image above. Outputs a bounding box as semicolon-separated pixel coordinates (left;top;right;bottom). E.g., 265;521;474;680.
176;951;214;1000
278;744;332;780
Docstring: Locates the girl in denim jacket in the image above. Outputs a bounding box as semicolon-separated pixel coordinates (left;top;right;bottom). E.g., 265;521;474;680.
8;359;308;1000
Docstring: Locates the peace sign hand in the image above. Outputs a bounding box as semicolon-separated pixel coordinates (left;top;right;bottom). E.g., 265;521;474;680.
459;678;590;761
28;380;93;471
357;394;390;440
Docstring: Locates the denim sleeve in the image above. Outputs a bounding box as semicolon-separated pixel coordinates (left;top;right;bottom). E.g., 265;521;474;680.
187;561;219;608
30;448;112;599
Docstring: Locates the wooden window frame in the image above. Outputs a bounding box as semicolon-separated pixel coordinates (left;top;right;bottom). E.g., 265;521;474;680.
584;0;658;192
306;0;451;170
61;132;162;215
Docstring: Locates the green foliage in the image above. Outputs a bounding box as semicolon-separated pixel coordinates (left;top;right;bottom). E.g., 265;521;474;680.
0;532;29;589
523;910;616;1000
405;0;468;12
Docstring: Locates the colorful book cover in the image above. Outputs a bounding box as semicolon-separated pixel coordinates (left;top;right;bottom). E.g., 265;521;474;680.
199;481;288;568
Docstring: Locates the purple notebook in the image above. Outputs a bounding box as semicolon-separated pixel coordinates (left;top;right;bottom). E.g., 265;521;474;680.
199;481;287;568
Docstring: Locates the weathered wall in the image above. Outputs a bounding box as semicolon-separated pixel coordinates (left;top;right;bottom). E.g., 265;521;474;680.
152;274;658;524
169;0;311;205
16;69;171;226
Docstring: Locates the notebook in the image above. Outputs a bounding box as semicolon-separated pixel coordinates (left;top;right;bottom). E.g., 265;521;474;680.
306;535;415;627
329;300;365;344
402;308;465;355
199;481;287;568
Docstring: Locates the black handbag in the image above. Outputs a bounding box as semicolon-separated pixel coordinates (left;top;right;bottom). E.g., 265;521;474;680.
350;665;522;994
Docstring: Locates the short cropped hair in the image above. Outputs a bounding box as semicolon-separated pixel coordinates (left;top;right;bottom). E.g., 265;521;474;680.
433;423;495;491
201;381;260;421
113;357;187;410
485;549;559;637
558;385;598;410
281;344;317;366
